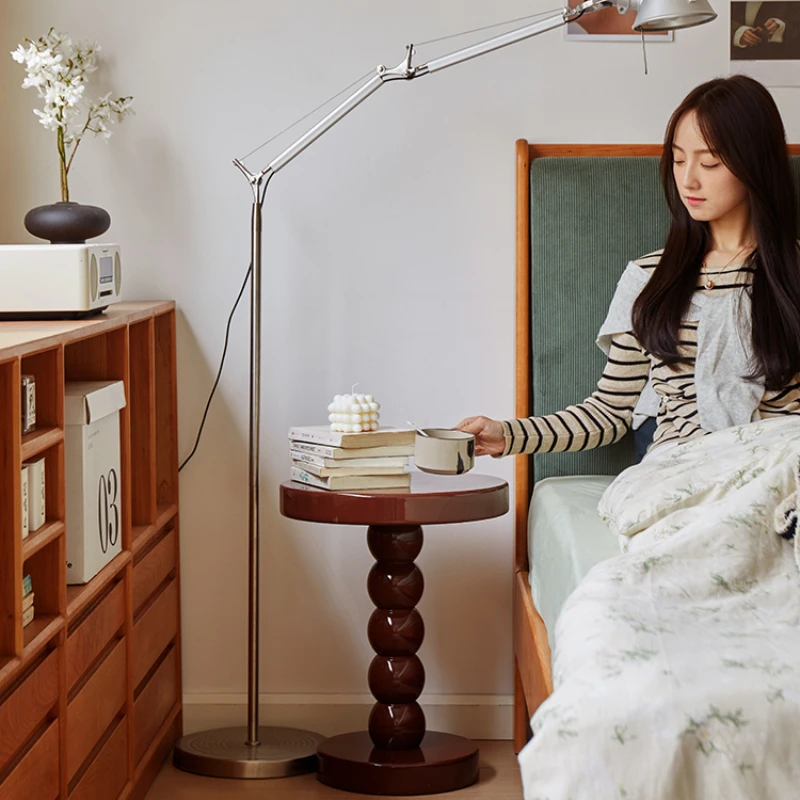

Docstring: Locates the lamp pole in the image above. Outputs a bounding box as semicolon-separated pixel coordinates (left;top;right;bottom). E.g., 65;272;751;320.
172;0;716;779
242;169;264;748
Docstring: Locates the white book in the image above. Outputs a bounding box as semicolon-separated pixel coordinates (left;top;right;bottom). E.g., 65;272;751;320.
290;450;409;470
290;441;415;459
20;466;29;540
290;465;411;491
288;425;414;449
291;459;408;478
23;457;46;533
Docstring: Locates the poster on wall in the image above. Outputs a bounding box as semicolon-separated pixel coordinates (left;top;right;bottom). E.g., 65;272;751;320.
730;0;800;85
564;0;673;40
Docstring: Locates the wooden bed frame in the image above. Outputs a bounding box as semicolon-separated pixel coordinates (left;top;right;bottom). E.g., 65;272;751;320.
511;139;800;753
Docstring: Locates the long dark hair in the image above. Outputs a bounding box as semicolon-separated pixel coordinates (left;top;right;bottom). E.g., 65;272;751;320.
631;74;800;391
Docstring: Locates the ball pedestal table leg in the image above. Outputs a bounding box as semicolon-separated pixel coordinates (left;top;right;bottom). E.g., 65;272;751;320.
317;525;480;795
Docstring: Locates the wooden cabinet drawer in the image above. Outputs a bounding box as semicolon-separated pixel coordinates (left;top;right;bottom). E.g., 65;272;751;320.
0;719;59;800
134;645;177;765
67;638;127;781
0;650;58;773
132;579;177;689
67;580;126;691
133;527;176;612
69;716;128;800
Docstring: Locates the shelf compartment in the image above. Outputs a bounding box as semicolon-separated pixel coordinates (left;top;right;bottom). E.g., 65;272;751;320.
64;328;128;384
154;312;177;510
132;578;178;690
66;550;130;622
68;714;128;800
66;579;126;692
131;503;177;557
0;718;59;800
132;701;179;793
0;618;64;690
66;637;127;782
20;441;65;648
21;438;65;561
64;326;132;554
20;346;64;431
0;358;22;660
133;644;177;766
22;614;62;656
131;524;149;552
129;319;156;528
0;648;58;774
21;521;64;562
20;426;63;462
23;533;64;620
132;524;176;614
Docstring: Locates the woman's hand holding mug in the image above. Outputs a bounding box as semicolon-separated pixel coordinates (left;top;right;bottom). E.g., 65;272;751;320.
453;416;505;456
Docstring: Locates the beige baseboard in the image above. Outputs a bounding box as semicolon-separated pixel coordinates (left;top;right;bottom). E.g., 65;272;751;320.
182;694;513;740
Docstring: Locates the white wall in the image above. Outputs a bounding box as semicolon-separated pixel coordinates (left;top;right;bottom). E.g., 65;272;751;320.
2;0;799;737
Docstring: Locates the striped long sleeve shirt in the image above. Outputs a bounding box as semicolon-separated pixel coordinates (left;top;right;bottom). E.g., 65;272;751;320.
500;251;800;457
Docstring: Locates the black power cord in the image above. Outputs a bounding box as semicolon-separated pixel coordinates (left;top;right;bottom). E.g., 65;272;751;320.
178;261;251;472
179;176;272;472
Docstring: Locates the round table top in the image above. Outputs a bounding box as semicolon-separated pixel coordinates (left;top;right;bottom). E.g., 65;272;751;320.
280;471;509;526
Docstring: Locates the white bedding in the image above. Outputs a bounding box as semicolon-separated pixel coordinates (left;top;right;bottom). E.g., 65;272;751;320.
518;417;800;799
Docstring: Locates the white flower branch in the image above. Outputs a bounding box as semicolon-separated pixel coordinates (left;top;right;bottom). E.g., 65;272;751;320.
11;28;134;202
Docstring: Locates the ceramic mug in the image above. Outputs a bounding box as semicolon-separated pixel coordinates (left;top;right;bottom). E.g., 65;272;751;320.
414;429;475;475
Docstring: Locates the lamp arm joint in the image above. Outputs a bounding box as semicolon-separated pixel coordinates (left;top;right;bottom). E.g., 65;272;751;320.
377;45;429;82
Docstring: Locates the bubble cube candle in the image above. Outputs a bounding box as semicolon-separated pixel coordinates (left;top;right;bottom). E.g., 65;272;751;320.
328;394;380;432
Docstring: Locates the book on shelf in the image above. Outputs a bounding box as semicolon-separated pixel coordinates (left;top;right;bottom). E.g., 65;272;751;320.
290;440;414;460
291;458;408;478
288;426;414;449
290;465;411;491
290;450;409;470
22;604;34;628
21;465;29;540
22;574;32;597
23;456;46;534
22;591;34;612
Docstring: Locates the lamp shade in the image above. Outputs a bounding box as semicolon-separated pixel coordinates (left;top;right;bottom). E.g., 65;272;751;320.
634;0;717;30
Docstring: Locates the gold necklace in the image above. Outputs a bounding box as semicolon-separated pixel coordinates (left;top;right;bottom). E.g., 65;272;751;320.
700;245;751;289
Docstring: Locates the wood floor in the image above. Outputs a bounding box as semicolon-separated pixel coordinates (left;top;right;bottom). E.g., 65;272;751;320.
145;740;523;799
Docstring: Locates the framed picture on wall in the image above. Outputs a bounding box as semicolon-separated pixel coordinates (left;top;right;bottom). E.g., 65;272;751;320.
564;0;674;40
729;0;800;86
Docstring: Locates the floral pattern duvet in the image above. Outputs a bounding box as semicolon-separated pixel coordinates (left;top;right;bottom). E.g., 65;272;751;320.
518;417;800;800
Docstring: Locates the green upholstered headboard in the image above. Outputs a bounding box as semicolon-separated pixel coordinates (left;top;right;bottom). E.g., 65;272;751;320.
529;154;669;484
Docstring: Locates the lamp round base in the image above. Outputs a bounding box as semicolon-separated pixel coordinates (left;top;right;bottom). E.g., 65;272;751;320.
317;731;479;795
172;726;324;779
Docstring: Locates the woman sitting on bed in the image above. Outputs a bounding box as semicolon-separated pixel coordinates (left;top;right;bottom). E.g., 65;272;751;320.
455;73;800;462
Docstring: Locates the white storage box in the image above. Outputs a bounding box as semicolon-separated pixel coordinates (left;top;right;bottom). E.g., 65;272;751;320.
65;380;126;584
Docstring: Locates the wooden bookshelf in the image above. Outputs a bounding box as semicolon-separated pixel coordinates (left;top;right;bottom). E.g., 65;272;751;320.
0;302;181;800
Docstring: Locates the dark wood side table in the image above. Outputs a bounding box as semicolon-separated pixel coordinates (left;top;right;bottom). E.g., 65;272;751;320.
280;472;509;796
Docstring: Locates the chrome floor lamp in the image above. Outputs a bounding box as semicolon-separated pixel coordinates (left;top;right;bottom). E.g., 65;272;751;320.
172;0;717;780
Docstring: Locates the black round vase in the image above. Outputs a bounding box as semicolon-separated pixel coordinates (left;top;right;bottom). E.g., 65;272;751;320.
24;202;111;244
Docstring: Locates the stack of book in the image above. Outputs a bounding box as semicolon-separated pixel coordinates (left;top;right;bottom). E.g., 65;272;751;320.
289;426;415;491
22;573;34;628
